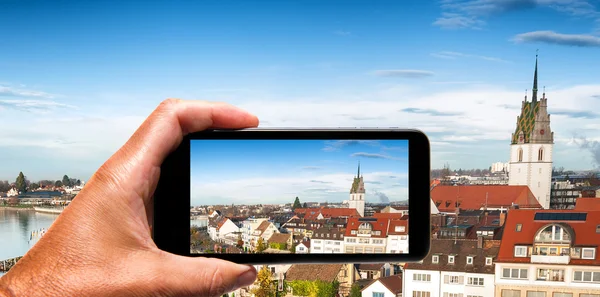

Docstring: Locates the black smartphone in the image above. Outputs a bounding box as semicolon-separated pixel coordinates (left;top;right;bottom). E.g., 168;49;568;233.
153;128;431;264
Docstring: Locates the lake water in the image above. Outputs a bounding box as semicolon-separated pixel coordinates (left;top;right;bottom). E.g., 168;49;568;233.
0;208;204;277
0;208;60;277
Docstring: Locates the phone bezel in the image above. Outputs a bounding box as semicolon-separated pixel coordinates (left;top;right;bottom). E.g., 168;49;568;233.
153;128;431;264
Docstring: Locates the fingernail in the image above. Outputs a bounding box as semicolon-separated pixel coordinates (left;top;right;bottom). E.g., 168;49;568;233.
235;266;257;288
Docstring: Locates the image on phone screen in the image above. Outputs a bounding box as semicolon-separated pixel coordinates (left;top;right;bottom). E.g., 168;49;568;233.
190;139;409;255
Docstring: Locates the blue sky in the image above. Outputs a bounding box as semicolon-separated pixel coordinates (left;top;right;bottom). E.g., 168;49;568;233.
190;139;408;205
1;0;600;181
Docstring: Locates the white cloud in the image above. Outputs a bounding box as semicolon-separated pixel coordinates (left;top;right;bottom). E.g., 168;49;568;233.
0;86;57;98
192;171;408;205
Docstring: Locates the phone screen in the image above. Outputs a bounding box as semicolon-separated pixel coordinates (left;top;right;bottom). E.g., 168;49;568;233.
189;139;409;255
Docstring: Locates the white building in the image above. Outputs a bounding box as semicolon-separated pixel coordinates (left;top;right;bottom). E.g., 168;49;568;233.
492;162;510;173
295;241;310;254
385;219;409;254
310;227;345;253
508;55;553;209
361;275;403;297
403;239;499;297
240;217;268;250
7;188;19;197
207;216;239;242
348;163;366;217
494;208;600;297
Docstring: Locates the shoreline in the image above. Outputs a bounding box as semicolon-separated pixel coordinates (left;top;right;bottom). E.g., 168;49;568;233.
0;206;34;211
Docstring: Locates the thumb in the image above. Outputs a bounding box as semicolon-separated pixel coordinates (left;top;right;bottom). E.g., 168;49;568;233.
150;252;257;297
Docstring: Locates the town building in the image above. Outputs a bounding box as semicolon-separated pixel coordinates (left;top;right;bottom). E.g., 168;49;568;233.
386;218;409;254
344;217;390;253
403;238;500;297
508;54;554;209
360;274;403;297
295;240;310;254
495;209;600;297
348;162;366;217
310;226;345;253
492;162;510;173
207;216;239;243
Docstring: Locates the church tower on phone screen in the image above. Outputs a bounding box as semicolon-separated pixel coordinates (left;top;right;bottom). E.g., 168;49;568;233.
349;162;366;217
508;53;554;209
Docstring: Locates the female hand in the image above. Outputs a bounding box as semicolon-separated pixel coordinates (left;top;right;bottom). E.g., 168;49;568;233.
0;99;259;297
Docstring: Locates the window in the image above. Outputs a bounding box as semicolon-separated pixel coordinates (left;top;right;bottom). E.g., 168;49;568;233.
467;277;484;286
516;224;522;232
372;293;384;297
445;294;463;297
514;246;528;257
466;256;473;264
596;225;600;233
413;292;430;297
539;168;542;174
448;255;455;264
527;292;546;297
535;225;571;242
502;268;528;279
537;268;565;282
395;226;406;232
432;255;439;264
553;293;573;297
582;248;596;259
538;148;544;161
445;275;463;284
413;273;431;282
502;290;521;297
351;230;357;235
573;271;600;283
518;149;523;162
373;239;384;244
486;257;493;265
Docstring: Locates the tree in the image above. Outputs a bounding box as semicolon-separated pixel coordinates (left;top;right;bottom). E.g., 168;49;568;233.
55;180;62;187
302;202;307;208
15;172;27;194
29;183;39;191
440;163;452;185
62;175;71;188
292;197;302;210
76;179;81;186
256;237;267;252
349;284;362;297
252;266;275;297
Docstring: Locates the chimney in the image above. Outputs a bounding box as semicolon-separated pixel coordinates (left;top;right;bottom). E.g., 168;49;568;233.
499;211;507;226
477;236;484;249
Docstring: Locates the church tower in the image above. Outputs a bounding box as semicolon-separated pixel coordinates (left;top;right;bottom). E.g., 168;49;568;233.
348;162;366;217
508;53;554;209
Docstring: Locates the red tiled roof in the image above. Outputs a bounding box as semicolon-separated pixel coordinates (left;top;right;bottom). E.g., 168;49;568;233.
431;185;542;212
345;217;391;238
497;209;600;266
373;213;407;220
372;275;403;294
285;264;343;282
294;207;360;220
575;198;600;211
387;219;409;235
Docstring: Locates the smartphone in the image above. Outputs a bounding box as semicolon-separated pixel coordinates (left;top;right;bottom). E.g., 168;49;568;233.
153;128;431;264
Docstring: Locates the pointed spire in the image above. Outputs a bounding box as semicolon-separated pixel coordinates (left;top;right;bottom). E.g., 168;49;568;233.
525;89;528;101
357;161;361;177
532;50;539;103
543;86;546;99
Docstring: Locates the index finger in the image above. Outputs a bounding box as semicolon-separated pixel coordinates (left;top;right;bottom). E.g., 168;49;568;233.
95;99;259;194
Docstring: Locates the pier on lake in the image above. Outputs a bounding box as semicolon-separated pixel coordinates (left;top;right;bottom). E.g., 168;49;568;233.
0;256;23;273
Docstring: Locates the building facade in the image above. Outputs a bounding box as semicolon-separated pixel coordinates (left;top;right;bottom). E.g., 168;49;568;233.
495;209;600;297
508;54;554;209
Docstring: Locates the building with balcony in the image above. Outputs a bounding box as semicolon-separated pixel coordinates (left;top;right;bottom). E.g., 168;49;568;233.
495;209;600;297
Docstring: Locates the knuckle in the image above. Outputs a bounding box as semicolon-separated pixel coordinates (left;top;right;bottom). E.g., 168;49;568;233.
207;265;230;296
158;98;181;111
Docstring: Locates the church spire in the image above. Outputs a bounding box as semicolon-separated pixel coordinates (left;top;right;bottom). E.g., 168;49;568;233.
357;161;361;177
532;50;539;103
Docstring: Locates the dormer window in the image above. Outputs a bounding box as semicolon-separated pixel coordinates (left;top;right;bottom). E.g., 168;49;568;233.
582;248;596;259
467;256;473;265
486;257;493;265
514;246;528;257
432;255;439;264
448;255;455;264
516;224;522;232
535;224;571;243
